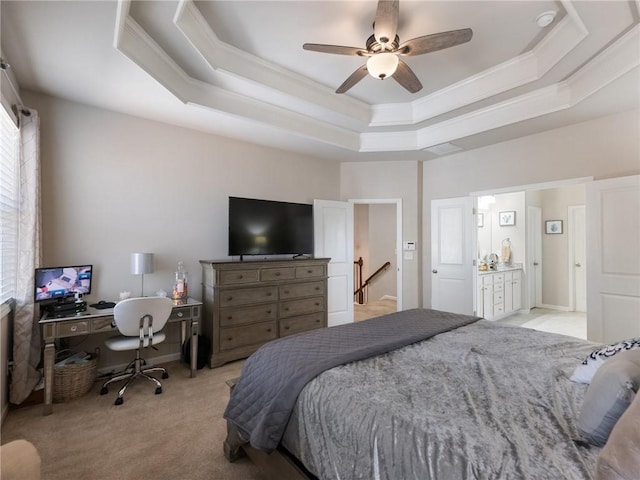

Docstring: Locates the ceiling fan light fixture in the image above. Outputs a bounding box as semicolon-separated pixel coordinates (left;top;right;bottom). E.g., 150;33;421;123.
367;52;399;80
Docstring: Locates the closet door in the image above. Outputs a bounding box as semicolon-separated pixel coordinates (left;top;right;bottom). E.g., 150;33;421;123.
586;175;640;342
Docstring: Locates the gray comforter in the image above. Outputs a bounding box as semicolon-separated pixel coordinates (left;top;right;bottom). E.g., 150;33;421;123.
281;319;600;480
224;308;479;452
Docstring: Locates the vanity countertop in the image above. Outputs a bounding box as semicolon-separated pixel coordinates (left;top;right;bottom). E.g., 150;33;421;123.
478;263;523;275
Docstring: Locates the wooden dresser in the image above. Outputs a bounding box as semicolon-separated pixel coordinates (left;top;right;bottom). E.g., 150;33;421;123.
200;258;330;367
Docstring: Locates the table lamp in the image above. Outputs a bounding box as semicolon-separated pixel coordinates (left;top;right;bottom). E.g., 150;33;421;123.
131;252;154;297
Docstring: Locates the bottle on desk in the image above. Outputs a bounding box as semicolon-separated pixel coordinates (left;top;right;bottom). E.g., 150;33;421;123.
172;261;188;302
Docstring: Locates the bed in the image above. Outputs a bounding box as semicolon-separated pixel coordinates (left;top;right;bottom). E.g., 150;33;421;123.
223;308;603;480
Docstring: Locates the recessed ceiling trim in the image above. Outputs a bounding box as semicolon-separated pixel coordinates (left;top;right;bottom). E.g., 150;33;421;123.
114;0;639;154
370;7;588;127
174;0;371;125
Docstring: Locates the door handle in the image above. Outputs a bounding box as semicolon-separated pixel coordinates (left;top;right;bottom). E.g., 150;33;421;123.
533;262;539;266
575;263;581;267
432;269;438;274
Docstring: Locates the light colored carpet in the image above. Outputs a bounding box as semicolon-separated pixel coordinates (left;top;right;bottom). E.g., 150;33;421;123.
354;298;397;322
1;360;266;480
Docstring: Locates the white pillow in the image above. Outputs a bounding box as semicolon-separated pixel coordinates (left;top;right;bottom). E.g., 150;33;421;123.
571;338;640;384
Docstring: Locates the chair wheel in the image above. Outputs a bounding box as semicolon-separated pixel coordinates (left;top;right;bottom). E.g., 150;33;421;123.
155;387;162;395
100;387;108;395
162;372;169;379
115;397;123;406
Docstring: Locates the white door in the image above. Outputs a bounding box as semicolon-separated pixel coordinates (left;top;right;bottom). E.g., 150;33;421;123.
430;197;474;315
527;206;542;309
569;205;587;312
314;200;354;327
586;175;640;343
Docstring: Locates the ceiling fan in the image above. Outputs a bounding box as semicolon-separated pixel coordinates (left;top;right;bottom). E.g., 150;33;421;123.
302;0;472;94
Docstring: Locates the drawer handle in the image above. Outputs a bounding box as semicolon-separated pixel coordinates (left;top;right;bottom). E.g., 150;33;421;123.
315;302;320;306
284;307;289;311
284;326;290;330
275;272;281;276
177;312;183;318
266;310;272;314
227;316;233;320
266;328;272;333
315;319;320;323
266;292;272;296
238;275;243;279
283;290;289;294
70;325;77;332
315;286;320;290
227;337;233;341
227;296;233;301
307;270;313;273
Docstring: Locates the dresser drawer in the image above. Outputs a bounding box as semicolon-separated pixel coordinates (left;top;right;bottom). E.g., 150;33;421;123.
219;269;259;285
296;265;325;279
219;322;277;351
219;303;277;327
261;267;295;282
58;320;90;337
279;281;324;300
280;297;324;318
219;286;277;307
280;312;325;337
493;292;504;304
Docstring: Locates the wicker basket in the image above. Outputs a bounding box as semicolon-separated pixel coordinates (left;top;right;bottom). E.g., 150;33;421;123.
53;354;97;403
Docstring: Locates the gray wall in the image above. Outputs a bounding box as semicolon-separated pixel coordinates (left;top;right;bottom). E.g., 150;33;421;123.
422;108;640;307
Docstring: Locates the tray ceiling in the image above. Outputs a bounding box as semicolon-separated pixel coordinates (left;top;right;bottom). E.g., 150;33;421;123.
1;0;639;161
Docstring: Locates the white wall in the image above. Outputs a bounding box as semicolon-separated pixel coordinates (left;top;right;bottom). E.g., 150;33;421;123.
422;108;640;307
341;161;422;309
25;91;340;368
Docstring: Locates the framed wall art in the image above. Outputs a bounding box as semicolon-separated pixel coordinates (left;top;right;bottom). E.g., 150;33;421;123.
545;220;563;234
499;211;515;226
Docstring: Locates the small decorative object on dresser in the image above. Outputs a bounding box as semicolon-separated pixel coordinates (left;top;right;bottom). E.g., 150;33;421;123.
200;258;330;367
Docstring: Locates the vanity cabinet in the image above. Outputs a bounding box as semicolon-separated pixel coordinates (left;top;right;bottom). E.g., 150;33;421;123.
478;269;522;320
200;258;329;367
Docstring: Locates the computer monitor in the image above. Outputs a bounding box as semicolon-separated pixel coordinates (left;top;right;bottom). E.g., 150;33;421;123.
34;265;93;302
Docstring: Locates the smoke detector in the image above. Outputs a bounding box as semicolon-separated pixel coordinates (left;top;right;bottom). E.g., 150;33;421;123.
536;11;557;28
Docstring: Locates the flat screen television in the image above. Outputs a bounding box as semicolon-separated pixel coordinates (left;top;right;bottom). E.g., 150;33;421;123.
228;197;313;258
34;265;93;302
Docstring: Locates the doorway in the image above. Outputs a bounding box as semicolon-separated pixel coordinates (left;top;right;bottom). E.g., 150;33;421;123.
352;199;403;321
474;183;587;317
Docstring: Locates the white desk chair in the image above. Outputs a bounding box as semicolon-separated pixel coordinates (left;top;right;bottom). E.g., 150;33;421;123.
100;296;173;405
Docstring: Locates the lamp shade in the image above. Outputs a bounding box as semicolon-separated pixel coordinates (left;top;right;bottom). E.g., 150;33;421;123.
367;52;399;80
131;253;154;275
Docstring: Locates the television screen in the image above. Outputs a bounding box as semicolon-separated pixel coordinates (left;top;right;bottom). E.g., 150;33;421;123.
229;197;313;257
34;265;93;302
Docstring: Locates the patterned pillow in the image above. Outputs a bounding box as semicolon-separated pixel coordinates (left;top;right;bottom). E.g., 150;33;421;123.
571;338;640;384
578;350;640;446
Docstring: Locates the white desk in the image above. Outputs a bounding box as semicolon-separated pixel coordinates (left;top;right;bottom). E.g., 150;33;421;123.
39;298;202;415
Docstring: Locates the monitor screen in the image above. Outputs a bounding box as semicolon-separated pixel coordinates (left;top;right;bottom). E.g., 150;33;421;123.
34;265;93;302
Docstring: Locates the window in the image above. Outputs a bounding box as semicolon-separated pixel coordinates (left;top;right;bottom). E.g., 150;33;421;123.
0;106;18;304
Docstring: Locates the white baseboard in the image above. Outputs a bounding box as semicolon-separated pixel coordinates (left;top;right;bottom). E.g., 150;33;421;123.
539;304;571;312
96;352;181;377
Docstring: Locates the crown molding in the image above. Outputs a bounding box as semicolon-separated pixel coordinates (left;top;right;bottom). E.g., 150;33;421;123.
114;0;640;154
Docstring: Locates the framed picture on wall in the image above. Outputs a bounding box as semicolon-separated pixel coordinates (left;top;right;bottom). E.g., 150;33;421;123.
545;220;563;234
499;211;515;226
477;213;484;227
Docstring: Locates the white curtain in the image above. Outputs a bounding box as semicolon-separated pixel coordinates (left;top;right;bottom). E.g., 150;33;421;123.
9;108;42;405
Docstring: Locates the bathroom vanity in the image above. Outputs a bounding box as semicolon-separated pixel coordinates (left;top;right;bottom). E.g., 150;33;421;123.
477;265;523;320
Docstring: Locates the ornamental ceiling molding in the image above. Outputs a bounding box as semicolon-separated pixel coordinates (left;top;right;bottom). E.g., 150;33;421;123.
114;0;640;153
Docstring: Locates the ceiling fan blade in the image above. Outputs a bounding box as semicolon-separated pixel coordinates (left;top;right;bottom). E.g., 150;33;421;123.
397;28;473;56
392;59;422;93
373;0;399;47
336;65;369;94
303;43;367;56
